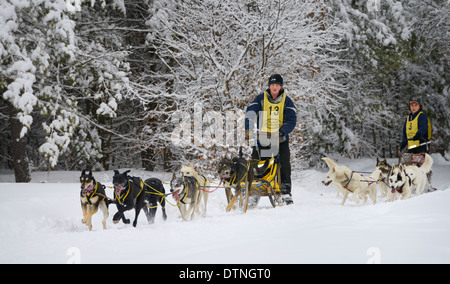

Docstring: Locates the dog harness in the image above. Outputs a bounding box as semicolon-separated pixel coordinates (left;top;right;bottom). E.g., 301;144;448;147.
115;179;144;205
82;181;105;205
261;92;286;133
343;172;354;192
222;161;251;187
179;179;197;205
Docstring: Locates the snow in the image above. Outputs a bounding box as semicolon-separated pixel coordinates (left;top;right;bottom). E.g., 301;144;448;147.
0;154;449;264
96;98;118;118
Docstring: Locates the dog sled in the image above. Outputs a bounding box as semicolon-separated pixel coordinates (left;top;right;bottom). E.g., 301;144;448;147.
398;152;427;167
217;146;286;213
249;158;284;206
230;157;283;213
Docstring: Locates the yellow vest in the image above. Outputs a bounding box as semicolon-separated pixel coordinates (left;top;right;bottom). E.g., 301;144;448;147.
261;92;286;133
406;111;428;150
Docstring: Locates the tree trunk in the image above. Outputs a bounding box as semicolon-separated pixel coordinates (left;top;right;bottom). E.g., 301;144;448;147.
9;110;31;183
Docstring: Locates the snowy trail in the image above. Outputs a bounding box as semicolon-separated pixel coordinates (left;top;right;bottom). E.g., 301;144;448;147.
0;155;449;264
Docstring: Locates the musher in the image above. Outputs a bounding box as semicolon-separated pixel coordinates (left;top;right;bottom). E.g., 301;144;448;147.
245;74;297;204
400;97;432;154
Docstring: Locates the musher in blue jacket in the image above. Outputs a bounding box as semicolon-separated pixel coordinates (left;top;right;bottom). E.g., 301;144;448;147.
400;98;431;154
245;74;297;204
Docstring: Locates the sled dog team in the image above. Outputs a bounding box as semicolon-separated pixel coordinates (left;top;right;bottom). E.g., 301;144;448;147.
80;153;435;231
80;163;208;231
321;154;434;205
80;169;168;231
80;147;276;231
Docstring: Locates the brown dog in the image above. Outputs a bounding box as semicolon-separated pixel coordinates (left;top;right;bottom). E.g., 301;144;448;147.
217;148;256;213
80;170;110;231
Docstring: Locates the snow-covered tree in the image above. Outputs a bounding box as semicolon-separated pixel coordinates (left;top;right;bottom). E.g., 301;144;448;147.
1;0;133;179
327;0;449;159
145;0;349;171
400;0;449;156
1;0;448;180
325;0;414;158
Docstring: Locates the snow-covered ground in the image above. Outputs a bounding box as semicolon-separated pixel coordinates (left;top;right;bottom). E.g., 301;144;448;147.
1;154;449;264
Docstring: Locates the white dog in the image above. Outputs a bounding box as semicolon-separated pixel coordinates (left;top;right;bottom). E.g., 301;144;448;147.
386;163;411;202
387;153;433;202
404;153;433;195
357;169;381;204
322;157;380;205
179;163;209;219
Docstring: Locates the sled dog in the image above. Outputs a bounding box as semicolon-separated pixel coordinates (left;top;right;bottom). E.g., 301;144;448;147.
170;173;203;221
79;170;110;231
142;178;168;224
112;170;147;227
180;163;210;218
217;149;255;212
404;153;433;195
217;148;271;211
321;157;380;205
386;164;411;202
376;158;391;198
171;163;209;220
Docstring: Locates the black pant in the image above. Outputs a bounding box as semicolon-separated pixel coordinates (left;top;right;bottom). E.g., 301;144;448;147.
251;141;292;190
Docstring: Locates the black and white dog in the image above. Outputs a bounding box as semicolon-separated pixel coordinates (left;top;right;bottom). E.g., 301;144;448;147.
387;154;433;202
387;164;412;202
80;170;110;231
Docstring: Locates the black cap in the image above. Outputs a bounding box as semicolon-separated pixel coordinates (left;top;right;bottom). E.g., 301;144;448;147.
409;97;421;105
269;74;283;86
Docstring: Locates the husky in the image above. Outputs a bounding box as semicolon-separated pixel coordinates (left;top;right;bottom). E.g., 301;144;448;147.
404;153;433;195
217;149;255;212
387;164;412;202
180;163;210;218
79;170;110;231
217;148;271;211
170;173;203;221
376;158;392;198
321;157;380;205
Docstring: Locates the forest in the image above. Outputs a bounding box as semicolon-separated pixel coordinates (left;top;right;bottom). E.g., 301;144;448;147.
1;0;448;182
